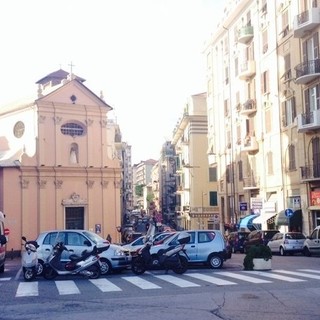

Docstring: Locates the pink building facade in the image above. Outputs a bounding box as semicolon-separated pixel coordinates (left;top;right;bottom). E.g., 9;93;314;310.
0;70;122;253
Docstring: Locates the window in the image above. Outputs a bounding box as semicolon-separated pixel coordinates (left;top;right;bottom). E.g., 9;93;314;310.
288;144;296;171
283;54;292;81
198;232;212;243
280;10;289;38
13;121;25;138
282;97;296;126
304;84;320;113
209;167;217;182
261;70;270;94
238;160;243;181
265;107;272;133
209;191;218;206
61;122;85;137
267;152;273;175
262;29;268;54
66;232;86;246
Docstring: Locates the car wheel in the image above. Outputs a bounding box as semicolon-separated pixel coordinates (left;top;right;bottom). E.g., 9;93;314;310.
100;258;112;275
208;254;223;269
279;247;286;256
303;247;312;257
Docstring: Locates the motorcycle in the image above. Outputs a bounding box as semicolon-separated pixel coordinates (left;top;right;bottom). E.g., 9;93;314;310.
21;236;40;281
131;231;190;275
43;241;109;280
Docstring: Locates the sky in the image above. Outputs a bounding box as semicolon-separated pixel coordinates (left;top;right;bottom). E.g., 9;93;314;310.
0;0;225;164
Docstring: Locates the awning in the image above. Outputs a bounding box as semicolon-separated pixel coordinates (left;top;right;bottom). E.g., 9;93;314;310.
275;209;302;226
239;214;258;230
252;213;276;225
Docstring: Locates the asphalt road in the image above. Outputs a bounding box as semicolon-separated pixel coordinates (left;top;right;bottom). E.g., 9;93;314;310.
1;253;320;320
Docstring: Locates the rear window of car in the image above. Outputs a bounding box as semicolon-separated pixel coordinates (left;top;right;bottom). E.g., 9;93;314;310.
286;233;306;240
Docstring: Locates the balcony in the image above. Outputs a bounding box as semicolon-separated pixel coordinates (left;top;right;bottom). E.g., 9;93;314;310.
239;60;256;80
300;164;320;181
293;7;320;38
238;25;254;44
295;59;320;84
243;176;260;190
242;135;259;153
240;99;256;116
297;109;320;132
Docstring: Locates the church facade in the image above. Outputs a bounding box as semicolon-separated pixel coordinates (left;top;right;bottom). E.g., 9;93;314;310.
0;69;122;253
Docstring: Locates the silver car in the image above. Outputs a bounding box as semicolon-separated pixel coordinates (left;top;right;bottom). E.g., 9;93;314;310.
303;226;320;256
267;232;306;256
36;230;132;275
150;230;230;269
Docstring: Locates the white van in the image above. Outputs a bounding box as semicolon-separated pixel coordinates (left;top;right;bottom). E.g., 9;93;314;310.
303;225;320;256
0;211;7;273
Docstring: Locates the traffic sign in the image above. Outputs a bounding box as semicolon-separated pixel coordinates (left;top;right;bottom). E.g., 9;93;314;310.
240;202;247;211
285;208;294;217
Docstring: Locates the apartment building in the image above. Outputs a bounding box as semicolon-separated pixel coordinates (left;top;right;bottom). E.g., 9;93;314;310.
132;159;157;211
171;93;220;230
203;0;320;235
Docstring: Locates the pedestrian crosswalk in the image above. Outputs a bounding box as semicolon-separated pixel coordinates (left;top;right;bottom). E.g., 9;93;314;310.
2;269;319;298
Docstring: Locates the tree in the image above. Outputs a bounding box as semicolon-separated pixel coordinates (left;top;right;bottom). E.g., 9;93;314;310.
135;184;145;197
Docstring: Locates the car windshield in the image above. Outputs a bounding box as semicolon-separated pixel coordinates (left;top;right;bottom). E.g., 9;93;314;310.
83;230;106;244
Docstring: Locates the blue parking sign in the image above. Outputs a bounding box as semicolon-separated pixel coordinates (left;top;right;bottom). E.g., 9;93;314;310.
285;208;293;217
240;202;248;211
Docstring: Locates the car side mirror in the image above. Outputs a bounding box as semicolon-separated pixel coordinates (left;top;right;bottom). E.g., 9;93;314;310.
0;235;7;245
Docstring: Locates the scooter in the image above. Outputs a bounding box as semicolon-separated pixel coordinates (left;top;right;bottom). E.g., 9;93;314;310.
43;241;108;280
21;236;40;281
131;231;190;275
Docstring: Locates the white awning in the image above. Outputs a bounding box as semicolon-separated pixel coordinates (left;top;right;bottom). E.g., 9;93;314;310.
252;213;276;224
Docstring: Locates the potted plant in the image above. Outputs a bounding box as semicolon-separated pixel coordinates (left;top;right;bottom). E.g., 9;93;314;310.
243;244;272;271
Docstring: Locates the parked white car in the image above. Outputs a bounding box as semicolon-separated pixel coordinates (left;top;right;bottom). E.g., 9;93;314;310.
303;226;320;256
36;229;132;275
267;232;305;256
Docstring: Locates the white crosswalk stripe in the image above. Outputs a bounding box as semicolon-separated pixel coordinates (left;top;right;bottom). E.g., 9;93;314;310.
0;277;11;281
243;271;306;282
55;280;80;295
186;273;236;285
89;278;122;292
153;274;200;287
215;271;272;283
16;282;38;297
272;269;320;280
298;269;320;274
11;269;320;298
123;276;161;289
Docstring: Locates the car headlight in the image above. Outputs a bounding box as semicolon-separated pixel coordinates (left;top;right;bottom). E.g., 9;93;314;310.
114;249;126;256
